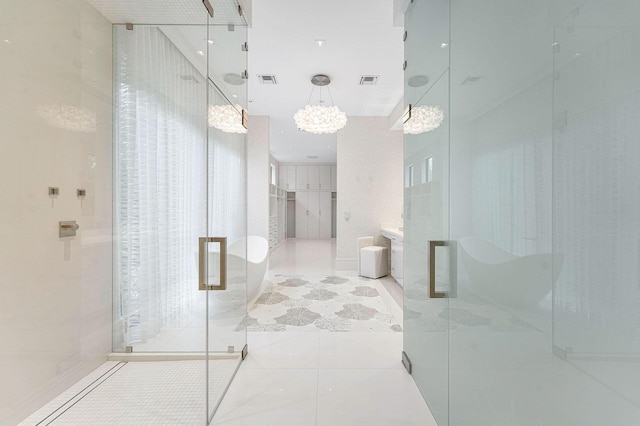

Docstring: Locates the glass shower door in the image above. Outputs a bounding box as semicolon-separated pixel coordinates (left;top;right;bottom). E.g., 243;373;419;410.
202;83;247;420
112;3;248;422
402;0;451;424
204;14;248;422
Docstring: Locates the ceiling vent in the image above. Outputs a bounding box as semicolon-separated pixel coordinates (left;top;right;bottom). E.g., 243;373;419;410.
257;75;277;85
359;75;379;85
461;76;483;85
307;156;318;159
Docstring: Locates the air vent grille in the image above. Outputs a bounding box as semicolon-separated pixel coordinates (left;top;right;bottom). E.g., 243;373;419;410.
258;75;277;85
307;156;318;159
359;75;379;85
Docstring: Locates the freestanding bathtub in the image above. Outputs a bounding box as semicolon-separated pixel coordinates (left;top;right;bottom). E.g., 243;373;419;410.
459;236;563;308
227;236;269;303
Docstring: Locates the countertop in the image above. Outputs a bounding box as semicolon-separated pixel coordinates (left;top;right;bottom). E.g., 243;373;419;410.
381;227;403;240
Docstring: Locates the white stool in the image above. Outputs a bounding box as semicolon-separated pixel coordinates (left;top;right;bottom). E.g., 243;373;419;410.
360;246;389;279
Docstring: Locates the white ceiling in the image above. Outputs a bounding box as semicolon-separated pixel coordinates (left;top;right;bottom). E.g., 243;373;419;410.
86;0;404;164
248;0;404;163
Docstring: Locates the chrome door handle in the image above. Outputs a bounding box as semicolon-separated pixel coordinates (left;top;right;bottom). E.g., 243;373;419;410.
429;240;446;298
199;237;227;291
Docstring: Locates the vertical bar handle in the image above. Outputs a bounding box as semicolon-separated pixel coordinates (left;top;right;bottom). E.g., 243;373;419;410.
199;237;227;291
429;240;446;298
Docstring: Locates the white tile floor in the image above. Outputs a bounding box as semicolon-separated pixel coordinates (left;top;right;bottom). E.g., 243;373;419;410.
212;239;436;425
21;239;435;425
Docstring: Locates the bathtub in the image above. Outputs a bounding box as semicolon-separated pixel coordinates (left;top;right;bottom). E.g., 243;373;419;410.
227;236;269;302
204;236;269;303
459;236;563;308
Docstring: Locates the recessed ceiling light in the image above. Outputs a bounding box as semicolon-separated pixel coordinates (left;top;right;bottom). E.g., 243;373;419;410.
197;50;204;56
207;39;214;45
574;52;582;58
232;94;237;98
280;130;285;133
314;39;326;47
3;39;12;44
440;42;449;48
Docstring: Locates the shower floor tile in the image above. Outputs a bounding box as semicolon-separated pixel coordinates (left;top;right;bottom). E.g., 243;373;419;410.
20;359;240;426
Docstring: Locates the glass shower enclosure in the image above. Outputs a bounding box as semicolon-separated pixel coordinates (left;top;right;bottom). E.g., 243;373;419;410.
111;3;248;422
403;0;640;424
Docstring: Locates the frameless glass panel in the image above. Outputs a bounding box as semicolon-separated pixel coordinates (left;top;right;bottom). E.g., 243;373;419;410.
448;0;555;422
448;0;640;424
113;23;208;354
208;24;249;111
205;17;248;422
402;0;451;424
551;0;640;421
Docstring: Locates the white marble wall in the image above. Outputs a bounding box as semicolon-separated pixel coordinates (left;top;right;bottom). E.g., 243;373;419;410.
248;115;270;241
336;117;403;269
0;1;113;423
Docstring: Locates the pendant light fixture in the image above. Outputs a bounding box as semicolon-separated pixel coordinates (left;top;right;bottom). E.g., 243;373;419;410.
294;74;347;134
404;75;445;134
208;73;248;134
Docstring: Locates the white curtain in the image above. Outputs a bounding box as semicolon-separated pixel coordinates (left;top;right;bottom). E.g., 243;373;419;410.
470;77;552;256
114;26;207;345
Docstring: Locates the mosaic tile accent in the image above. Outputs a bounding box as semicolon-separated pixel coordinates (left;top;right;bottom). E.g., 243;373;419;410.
351;286;380;297
245;274;402;332
255;291;289;305
279;277;309;287
275;307;322;326
336;303;379;321
303;289;339;301
321;276;349;285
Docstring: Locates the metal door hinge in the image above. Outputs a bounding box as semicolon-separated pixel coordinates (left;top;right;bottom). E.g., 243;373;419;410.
202;0;214;18
403;31;407;42
403;60;407;71
242;42;248;52
242;344;248;360
402;351;412;374
238;4;243;16
242;70;249;79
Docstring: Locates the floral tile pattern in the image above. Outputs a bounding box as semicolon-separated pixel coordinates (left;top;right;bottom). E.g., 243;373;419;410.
303;289;339;301
255;291;289;305
351;286;380;297
321;276;349;285
279;277;309;287
275;308;322;326
244;274;402;332
335;303;379;320
402;280;542;333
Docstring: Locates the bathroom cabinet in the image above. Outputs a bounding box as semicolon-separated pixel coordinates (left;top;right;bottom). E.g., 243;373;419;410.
295;191;332;239
278;165;297;190
381;227;404;286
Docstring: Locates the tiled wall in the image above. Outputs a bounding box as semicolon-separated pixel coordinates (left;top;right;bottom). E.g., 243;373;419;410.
336;117;403;268
248;115;270;241
0;1;113;423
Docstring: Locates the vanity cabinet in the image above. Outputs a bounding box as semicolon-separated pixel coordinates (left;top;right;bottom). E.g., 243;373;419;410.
381;228;404;286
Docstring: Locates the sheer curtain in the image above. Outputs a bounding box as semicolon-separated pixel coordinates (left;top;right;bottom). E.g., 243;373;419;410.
114;26;207;346
470;77;552;256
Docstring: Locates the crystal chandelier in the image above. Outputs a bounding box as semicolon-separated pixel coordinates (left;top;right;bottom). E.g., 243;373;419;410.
404;105;445;134
294;74;347;134
208;104;247;134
